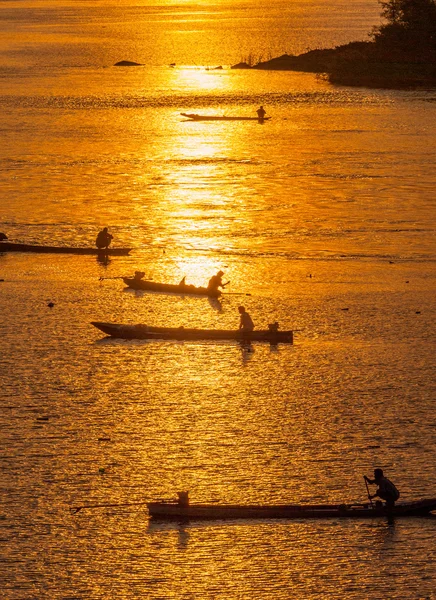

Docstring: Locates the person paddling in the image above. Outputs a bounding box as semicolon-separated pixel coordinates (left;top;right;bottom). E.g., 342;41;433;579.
207;270;227;295
238;305;254;332
96;227;113;250
134;271;145;281
364;468;400;508
0;233;8;241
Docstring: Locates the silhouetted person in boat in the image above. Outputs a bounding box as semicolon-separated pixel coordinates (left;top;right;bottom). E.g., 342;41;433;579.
207;270;227;294
0;232;8;241
134;271;145;281
96;227;113;250
177;491;189;506
364;468;400;509
238;305;254;332
257;106;266;120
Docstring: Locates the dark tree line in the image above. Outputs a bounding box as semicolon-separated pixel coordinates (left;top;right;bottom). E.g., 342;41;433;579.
373;0;436;60
242;0;436;86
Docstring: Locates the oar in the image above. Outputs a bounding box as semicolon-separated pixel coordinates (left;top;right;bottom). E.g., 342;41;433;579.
99;275;153;281
364;476;374;507
222;292;252;296
70;501;150;514
220;281;252;296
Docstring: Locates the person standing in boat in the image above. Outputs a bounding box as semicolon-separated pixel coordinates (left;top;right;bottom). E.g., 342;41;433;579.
364;468;400;508
207;270;227;295
238;305;254;332
256;106;266;120
96;227;113;250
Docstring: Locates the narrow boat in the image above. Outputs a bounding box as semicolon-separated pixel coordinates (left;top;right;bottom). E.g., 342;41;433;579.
0;242;131;255
181;113;271;121
147;498;436;521
123;277;221;297
91;322;293;344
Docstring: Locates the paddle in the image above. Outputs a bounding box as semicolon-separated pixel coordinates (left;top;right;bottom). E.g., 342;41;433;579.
364;476;374;507
99;275;153;281
222;292;252;296
220;280;251;296
99;276;125;281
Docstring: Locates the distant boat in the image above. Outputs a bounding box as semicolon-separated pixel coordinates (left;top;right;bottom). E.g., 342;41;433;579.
123;277;221;297
91;322;293;344
181;113;271;121
0;242;131;255
147;498;436;521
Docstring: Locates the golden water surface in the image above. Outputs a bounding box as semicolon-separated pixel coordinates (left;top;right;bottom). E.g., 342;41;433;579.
1;1;435;598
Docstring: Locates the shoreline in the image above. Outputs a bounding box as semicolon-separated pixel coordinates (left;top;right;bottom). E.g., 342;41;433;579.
231;41;436;89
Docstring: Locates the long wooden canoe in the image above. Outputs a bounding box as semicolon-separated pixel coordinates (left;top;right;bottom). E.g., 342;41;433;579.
181;113;271;121
147;498;436;520
123;277;221;297
91;322;293;344
0;242;131;255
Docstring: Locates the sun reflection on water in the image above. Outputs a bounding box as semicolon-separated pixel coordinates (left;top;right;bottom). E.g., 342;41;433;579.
168;66;230;92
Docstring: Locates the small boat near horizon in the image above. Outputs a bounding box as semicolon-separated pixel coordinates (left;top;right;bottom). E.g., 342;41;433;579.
0;242;132;255
91;322;293;344
123;276;221;297
181;113;271;122
147;498;436;521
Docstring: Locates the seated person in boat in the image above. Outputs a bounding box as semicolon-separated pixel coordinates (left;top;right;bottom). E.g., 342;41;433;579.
177;491;189;506
134;271;145;281
238;305;254;332
96;227;113;249
257;105;266;120
0;232;8;241
364;468;400;508
207;270;226;294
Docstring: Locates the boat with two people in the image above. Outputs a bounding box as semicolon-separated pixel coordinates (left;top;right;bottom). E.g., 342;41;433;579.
91;321;293;344
123;269;230;298
123;273;222;298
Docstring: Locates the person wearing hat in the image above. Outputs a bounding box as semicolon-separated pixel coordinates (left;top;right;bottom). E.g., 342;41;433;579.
96;227;113;249
364;468;400;508
238;305;254;332
207;270;227;295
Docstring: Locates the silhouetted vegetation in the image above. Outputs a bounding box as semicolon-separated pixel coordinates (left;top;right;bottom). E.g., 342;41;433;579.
232;0;436;88
374;0;436;61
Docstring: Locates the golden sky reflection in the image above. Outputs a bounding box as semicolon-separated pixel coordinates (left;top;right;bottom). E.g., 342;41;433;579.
129;97;261;284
